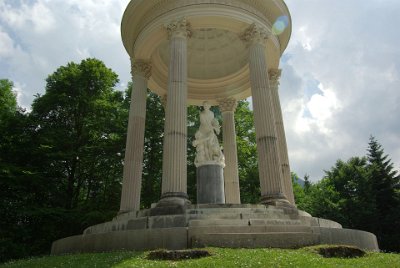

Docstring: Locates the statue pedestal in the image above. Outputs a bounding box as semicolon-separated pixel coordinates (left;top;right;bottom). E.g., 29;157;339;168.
197;164;225;204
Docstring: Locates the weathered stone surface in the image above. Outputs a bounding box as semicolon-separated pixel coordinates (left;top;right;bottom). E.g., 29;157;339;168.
52;206;379;254
191;233;320;249
318;227;379;251
196;164;225;204
52;228;188;254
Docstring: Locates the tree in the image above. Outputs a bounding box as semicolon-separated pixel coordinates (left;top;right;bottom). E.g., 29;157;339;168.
292;172;307;210
0;79;18;122
0;59;129;262
141;90;165;208
0;79;34;262
366;136;400;252
321;157;376;229
30;58;124;210
299;137;400;252
303;174;311;194
234;101;259;203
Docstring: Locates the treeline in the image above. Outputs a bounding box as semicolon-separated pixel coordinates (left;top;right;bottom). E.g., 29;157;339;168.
293;137;400;252
0;58;399;262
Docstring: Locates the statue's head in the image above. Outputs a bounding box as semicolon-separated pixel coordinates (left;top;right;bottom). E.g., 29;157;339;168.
203;101;211;110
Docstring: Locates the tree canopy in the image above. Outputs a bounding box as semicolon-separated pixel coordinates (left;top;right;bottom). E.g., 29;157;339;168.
294;137;400;252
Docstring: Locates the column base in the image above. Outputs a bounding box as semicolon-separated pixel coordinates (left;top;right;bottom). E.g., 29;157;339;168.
260;194;296;209
150;192;191;216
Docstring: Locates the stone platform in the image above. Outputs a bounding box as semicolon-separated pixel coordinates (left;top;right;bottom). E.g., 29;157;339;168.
51;204;379;254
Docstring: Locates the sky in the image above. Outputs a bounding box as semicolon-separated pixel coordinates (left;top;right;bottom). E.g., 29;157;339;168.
1;0;399;182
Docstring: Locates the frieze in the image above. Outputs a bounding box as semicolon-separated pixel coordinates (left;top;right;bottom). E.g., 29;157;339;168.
138;0;272;34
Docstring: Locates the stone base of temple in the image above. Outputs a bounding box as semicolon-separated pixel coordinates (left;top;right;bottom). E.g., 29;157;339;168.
51;204;379;254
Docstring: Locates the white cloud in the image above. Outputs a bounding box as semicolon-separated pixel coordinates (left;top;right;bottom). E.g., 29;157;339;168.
281;0;400;181
0;0;131;109
0;27;14;57
0;0;55;33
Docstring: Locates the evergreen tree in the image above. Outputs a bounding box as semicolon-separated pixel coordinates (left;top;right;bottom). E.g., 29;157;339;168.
366;136;400;252
303;174;311;194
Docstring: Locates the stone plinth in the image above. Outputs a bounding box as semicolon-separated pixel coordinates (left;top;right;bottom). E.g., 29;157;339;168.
51;205;379;254
196;164;225;204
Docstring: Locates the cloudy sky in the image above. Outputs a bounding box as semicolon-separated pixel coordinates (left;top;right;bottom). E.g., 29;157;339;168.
1;0;399;181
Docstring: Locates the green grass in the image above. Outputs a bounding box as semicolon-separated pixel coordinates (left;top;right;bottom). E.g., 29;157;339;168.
1;247;399;268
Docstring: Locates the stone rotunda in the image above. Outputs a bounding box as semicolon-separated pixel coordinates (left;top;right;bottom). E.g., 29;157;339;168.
52;0;379;253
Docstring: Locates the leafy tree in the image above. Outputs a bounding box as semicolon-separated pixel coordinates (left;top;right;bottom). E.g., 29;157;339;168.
0;79;33;262
292;172;307;210
234;101;259;203
320;157;376;229
30;58;124;210
140;90;165;208
0;59;129;262
0;79;18;122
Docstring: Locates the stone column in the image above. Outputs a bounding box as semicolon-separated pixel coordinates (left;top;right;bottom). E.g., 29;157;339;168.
158;18;192;207
218;98;241;204
119;59;151;213
240;24;289;206
269;69;295;205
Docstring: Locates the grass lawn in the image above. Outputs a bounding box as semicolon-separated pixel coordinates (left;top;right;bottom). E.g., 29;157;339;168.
1;247;399;268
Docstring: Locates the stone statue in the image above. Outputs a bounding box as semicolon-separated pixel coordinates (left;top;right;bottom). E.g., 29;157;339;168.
193;101;225;167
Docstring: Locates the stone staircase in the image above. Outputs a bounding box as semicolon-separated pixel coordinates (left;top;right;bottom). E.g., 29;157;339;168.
184;205;320;248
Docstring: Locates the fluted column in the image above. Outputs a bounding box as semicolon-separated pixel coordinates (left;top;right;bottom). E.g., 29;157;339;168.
159;18;192;204
240;24;289;206
269;69;295;205
119;59;151;213
218;98;241;204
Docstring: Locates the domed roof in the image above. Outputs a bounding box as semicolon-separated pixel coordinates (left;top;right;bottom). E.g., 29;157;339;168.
121;0;292;104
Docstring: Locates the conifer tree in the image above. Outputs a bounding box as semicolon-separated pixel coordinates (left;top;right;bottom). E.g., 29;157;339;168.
366;136;400;251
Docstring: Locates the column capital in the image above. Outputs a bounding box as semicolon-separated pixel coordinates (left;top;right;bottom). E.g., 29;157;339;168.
131;59;152;79
240;23;270;46
268;68;282;88
165;17;192;39
218;98;238;113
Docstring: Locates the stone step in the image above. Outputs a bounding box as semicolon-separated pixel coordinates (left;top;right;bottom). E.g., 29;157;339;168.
189;225;314;235
190;232;319;249
187;212;295;221
186;207;285;215
188;218;303;227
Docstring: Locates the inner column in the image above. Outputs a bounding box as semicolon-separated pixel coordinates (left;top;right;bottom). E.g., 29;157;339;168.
269;69;295;205
158;18;192;207
240;23;290;206
218;98;241;204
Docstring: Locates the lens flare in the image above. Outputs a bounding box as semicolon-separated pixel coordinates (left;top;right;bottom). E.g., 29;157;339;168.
272;16;289;35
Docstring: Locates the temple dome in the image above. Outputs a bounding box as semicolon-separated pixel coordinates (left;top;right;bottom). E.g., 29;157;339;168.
121;0;292;105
